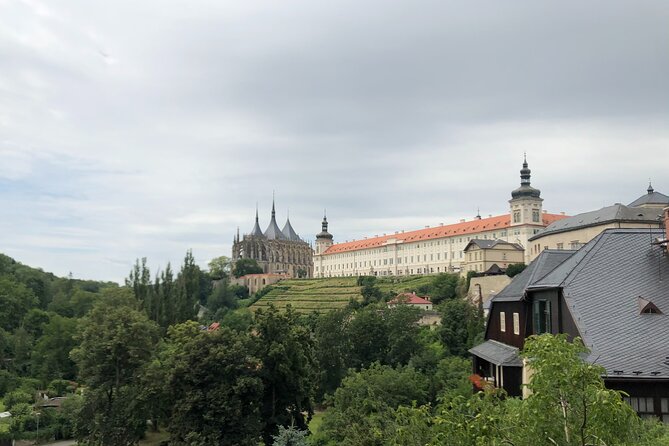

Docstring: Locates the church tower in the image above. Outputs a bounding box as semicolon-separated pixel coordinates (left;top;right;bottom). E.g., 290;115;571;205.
509;155;543;227
315;212;333;255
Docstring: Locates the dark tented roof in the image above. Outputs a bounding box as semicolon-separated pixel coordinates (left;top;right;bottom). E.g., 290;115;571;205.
529;204;662;241
249;211;265;238
532;228;669;379
492;249;576;302
281;218;302;241
628;190;669;207
264;216;287;240
469;340;522;367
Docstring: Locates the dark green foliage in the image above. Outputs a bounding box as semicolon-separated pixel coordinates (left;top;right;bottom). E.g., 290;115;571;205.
71;297;160;445
438;298;483;357
127;251;203;330
165;325;263;446
229;283;250;299
254;305;318;444
233;258;264;277
506;263;527;277
0;277;38;331
426;273;460;304
319;363;429;446
31;315;78;382
207;279;238;313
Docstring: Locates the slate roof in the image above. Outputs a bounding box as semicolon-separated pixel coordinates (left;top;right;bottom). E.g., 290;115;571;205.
464;239;524;251
469;340;522;367
281;218;302;241
529;204;663;241
628;190;669;207
492;249;576;302
530;228;669;379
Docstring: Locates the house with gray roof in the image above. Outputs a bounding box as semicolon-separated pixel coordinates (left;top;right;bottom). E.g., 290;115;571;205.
526;185;667;262
470;221;669;420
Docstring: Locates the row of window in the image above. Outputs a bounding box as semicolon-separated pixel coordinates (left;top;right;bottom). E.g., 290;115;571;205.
499;312;521;335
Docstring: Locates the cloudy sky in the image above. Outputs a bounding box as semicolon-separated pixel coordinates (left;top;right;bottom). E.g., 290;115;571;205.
1;0;668;282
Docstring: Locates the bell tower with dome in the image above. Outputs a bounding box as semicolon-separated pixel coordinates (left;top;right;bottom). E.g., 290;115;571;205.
509;154;544;227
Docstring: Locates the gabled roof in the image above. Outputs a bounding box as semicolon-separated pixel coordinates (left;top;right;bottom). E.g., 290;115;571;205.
529;204;662;241
281;218;302;241
464;239;523;251
389;292;431;305
492;249;577;302
530;228;669;379
324;213;567;254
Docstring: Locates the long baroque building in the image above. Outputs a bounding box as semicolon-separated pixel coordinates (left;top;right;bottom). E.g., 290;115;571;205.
232;201;313;278
314;158;568;278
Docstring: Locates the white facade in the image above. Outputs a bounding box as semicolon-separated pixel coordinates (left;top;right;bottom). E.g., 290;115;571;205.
313;159;566;278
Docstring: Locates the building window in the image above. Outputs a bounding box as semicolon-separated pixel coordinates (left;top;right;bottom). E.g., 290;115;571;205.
513;313;520;335
532;210;540;222
533;299;552;334
500;312;506;332
624;397;655;419
513;211;521;223
556;243;564;250
570;241;582;250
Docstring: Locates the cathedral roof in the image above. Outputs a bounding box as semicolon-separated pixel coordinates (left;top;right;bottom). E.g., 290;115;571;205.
323;212;567;255
264;201;288;240
249;207;265;238
282;217;302;241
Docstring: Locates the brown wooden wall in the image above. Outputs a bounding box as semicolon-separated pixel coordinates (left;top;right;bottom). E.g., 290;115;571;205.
485;301;527;349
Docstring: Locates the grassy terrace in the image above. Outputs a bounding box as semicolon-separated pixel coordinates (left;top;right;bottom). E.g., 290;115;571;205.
250;275;438;313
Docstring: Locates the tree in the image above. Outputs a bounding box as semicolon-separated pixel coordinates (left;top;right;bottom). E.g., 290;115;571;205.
272;426;308;446
165;324;263;446
0;277;38;331
31;315;78;382
506;263;527;277
207;255;232;280
233;258;263;278
319;363;429;446
70;296;160;445
254;305;317;444
438;298;482;357
427;273;460;305
520;334;641;446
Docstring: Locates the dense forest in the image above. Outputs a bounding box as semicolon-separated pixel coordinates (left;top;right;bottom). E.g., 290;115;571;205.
0;252;668;445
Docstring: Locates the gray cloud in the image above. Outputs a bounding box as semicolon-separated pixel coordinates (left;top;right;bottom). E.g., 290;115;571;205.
0;0;667;281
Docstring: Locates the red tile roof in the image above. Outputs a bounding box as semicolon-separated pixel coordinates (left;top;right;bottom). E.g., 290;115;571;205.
389;292;432;305
323;213;568;255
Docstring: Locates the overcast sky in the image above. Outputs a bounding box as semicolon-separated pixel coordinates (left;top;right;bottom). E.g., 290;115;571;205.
1;0;668;282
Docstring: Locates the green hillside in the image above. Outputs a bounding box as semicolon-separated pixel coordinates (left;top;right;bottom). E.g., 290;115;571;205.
250;275;438;313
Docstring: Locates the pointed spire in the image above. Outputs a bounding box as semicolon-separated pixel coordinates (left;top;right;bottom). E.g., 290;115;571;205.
511;155;541;200
648;179;654;195
475;207;481;220
264;193;287;240
250;204;265;237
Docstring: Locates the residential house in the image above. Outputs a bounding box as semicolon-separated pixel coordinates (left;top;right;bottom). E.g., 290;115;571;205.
470;215;669;420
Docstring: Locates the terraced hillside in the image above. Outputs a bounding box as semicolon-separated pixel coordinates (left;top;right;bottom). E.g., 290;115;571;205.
250;275;438;313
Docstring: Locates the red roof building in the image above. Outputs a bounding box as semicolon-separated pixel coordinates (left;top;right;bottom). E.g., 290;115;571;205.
314;158;568;278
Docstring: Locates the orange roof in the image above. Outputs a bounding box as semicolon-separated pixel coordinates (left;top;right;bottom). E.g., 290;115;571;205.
389;292;432;305
323;213;568;255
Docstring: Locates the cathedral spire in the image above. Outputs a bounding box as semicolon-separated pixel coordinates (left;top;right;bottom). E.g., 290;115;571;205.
511;155;541;200
264;193;287;240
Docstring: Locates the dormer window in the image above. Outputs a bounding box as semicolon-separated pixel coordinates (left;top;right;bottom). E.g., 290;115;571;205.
638;296;663;315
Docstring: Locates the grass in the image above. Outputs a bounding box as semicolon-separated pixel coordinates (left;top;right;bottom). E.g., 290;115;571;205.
250;275;441;313
139;430;170;445
309;410;325;435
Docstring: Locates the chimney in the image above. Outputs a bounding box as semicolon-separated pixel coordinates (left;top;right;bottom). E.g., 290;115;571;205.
560;211;566;215
460;219;465;223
